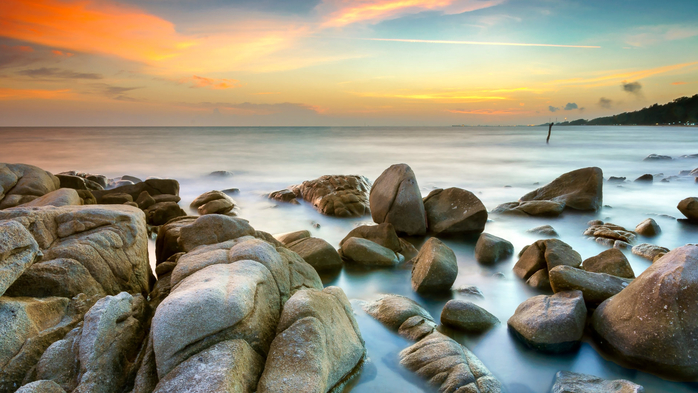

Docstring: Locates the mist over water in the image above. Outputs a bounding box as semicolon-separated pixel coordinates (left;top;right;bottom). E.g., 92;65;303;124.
1;126;697;392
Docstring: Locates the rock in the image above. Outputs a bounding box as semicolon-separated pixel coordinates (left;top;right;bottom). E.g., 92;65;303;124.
678;197;698;221
177;215;255;252
0;220;41;297
513;239;581;283
287;237;343;271
16;380;66;393
527;225;559;237
339;223;417;260
290;175;371;217
370;164;427;235
643;154;672;161
362;294;435;331
585;222;637;245
456;285;484;298
399;332;503;392
440;300;499;333
551;371;644;393
411;238;458;293
257;287;365;393
0;205;152;297
91;179;179;204
635;218;661;236
144;201;186;226
474;233;514;264
18;188;81;208
549;265;632;306
526;269;551;290
273;230;310;245
268;189;299;205
582;249;635;278
591;245;698;381
152;339;263;393
207;170;233;177
422;187;487;234
190;191;235;215
607;176;626;183
101;193;133;204
519;167;603;211
155;216;197;263
152;194;180;203
152;261;280;377
56;174;88;190
5;258;105;298
634;174;653;182
135;191;155;210
507;291;587;352
0;163;60;209
339;237;402;267
76;190;95;205
491;200;565;217
631;243;669;262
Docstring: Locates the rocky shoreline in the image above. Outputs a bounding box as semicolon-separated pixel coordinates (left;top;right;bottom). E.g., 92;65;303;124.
1;162;697;392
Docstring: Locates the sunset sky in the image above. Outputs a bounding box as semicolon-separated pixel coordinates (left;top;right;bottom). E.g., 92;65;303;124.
0;0;696;126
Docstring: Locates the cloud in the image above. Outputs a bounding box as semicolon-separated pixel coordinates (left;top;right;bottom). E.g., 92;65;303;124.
365;38;600;48
181;75;241;90
0;87;74;100
353;90;508;103
18;67;103;79
563;102;578;110
551;61;698;88
621;80;642;95
447;108;533;115
625;25;698;47
598;97;612;109
51;50;73;57
548;106;559;112
672;81;687;85
183;101;324;115
0;43;36;67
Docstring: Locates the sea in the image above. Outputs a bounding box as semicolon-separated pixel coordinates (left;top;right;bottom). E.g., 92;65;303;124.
1;126;697;392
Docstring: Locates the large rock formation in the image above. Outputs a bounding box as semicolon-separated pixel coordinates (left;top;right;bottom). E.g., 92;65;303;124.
0;220;41;297
271;175;371;217
422;187;487;235
0;163;60;209
519;167;603;211
369;164;427;235
591;245;698;381
90;179;179;204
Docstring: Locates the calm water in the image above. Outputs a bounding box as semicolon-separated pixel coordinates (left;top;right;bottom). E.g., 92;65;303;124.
1;126;697;392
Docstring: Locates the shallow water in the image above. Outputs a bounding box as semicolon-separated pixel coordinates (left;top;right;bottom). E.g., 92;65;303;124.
1;126;697;392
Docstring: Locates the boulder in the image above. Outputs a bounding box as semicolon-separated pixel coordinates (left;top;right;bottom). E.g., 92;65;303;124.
369;164;427;235
0;220;41;297
0;163;60;209
678;197;698;221
422;188;487;234
0;205;152;297
19;189;82;208
56;174;88;190
152;194;180;203
257;287;365;393
607;176;626;183
190;191;235;215
549;266;632;306
411;238;458;293
155;216;197;263
339;223;418;260
287;237;343;271
631;243;669;262
551;371;644;393
177;215;255;252
643;154;671;161
16;381;66;393
288;175;371;217
584;222;637;245
526;269;551;290
151;261;280;377
6;258;105;298
474;233;514;265
76;190;96;205
152;339;263;393
591;245;698;381
135;191;155;210
492;200;565;217
91;179;179;204
582;249;634;278
273;230;310;245
519;167;603;211
440;300;499;333
144;202;186;226
339;237;402;267
101;193;133;204
513;239;581;283
362;294;435;331
507;290;586;352
634;174;653;182
527;225;559;237
268;189;299;205
399;332;503;393
635;218;661;236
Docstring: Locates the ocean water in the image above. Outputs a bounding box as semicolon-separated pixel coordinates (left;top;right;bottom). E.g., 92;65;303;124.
1;126;697;392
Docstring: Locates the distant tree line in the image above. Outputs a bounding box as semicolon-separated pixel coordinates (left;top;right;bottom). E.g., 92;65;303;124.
548;94;698;126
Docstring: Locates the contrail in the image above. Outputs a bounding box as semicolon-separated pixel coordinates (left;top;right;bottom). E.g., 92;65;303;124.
366;38;600;48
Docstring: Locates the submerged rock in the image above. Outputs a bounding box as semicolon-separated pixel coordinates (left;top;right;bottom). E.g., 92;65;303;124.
370;164;427;235
474;233;514;265
551;371;644;393
677;197;698;222
526;225;559;237
634;174;653;182
519;167;603;211
362;294;435;332
492;200;565;217
339;237;402;267
643;154;672;161
422;187;487;235
411;238;458;293
631;243;669;262
440;300;499;333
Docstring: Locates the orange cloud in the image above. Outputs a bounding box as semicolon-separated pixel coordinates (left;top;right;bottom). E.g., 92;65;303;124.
354;90;509;103
254;92;281;95
366;38;600;48
0;87;73;100
181;75;241;90
0;0;196;63
552;61;698;88
51;50;74;57
672;81;687;85
447;109;533;115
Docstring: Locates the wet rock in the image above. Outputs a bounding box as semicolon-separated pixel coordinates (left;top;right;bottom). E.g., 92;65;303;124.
135;191;155;210
607;176;626;183
591;245;698;381
287;175;371;217
513;239;582;283
207;170;233;177
152;194;180;203
399;332;503;392
422;187;487;234
643;154;672;161
101;193;133;204
456;285;484;298
0;220;41;297
475;233;514;264
677;197;698;222
519;167;603;211
584;222;637;246
362;294;435;331
152;339;263;393
339;223;417;260
92;179;179;204
582;249;635;278
631;243;669;262
527;225;559;237
6;258;105;298
190;190;235;215
549;265;632;306
287;237;343;271
0;163;60;209
507;290;587;352
411;238;458;293
16;380;66;393
339;237;402;267
268;189;300;205
551;371;644;393
144;201;186;226
370;164;427;235
177;215;255;252
635;218;661;236
56;174;91;191
154;216;196;263
526;269;551;290
491;200;565;217
273;230;311;245
634;174;653;182
76;190;96;205
257;287;365;393
440;300;499;333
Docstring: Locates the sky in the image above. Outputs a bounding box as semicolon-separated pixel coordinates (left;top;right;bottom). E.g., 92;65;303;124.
0;0;697;126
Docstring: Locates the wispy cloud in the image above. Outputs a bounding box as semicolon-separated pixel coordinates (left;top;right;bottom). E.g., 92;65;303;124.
354;91;509;102
625;25;698;47
0;87;74;100
447;108;533;115
181;75;241;90
18;67;102;79
672;81;687;85
365;38;600;48
552;61;698;88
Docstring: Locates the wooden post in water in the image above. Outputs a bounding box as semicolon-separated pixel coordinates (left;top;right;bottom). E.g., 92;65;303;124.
546;122;553;144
